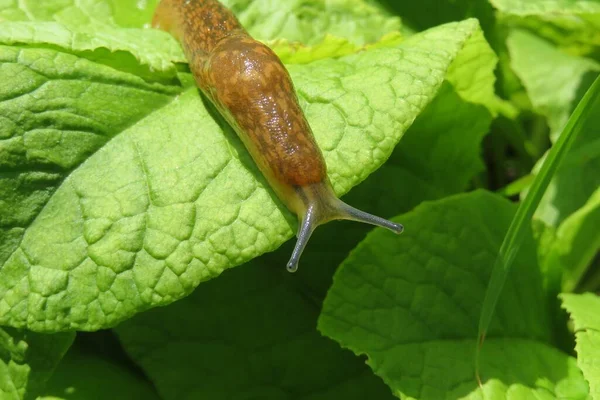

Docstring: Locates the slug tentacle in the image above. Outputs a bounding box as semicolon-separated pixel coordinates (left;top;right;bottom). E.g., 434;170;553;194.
153;0;403;273
286;183;404;272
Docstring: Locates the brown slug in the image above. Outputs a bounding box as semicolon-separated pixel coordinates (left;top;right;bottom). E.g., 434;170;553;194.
152;0;403;272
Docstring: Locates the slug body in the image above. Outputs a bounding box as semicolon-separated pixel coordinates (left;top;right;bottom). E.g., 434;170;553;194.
153;0;403;272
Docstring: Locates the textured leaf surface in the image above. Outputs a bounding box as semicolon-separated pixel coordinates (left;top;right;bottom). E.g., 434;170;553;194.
115;260;396;400
0;0;401;50
0;44;181;279
0;20;495;332
319;191;589;399
0;328;74;400
561;293;600;399
0;21;184;77
114;78;493;400
37;342;160;400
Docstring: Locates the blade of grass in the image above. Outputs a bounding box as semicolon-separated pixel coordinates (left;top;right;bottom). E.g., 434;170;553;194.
475;75;600;384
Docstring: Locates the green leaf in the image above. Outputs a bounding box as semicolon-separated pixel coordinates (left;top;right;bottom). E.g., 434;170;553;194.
544;187;600;292
532;84;600;229
0;0;401;77
37;341;160;400
115;259;396;400
0;328;74;400
0;21;185;78
319;191;589;399
478;74;600;363
224;0;402;46
370;0;496;34
561;293;600;399
507;29;600;140
491;0;600;57
344;81;491;215
0;19;497;332
0;0;401;45
114;76;494;399
0;44;180;266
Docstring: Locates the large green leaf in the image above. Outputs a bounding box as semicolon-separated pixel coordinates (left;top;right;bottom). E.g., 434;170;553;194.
0;45;180;266
115;260;397;400
114;77;494;399
37;341;160;400
561;293;600;399
0;19;497;332
0;328;74;400
319;191;589;399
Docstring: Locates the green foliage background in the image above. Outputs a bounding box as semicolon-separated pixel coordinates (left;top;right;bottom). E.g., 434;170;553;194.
0;0;598;399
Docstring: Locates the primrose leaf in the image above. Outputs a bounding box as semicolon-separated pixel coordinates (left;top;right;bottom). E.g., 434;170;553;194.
507;29;600;139
0;19;496;332
37;342;161;400
114;78;494;399
0;44;180;269
0;328;74;400
345;81;491;216
318;191;589;399
561;293;600;399
115;260;396;400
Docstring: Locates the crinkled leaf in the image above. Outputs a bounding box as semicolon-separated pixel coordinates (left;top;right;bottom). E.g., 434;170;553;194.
319;191;589;399
224;0;402;46
507;29;600;139
0;21;185;78
267;35;370;65
114;79;494;399
0;20;495;332
0;328;74;400
345;81;491;215
0;0;401;46
561;293;600;399
0;0;401;80
0;44;180;269
37;342;160;400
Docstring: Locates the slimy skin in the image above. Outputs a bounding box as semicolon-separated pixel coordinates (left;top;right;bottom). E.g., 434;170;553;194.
153;0;403;272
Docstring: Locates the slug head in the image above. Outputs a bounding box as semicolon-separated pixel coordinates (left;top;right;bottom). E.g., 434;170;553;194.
286;182;403;272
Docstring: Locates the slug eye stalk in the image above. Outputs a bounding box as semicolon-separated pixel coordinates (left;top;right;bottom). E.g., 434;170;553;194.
286;183;404;272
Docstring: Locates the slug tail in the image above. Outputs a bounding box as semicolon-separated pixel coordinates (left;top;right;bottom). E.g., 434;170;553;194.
286;182;403;272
